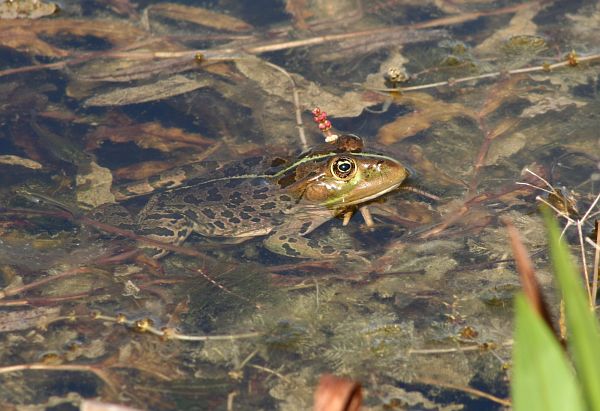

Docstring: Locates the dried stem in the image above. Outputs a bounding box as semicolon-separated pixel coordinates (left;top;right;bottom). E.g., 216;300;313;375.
262;61;308;150
195;268;260;309
408;340;513;355
520;172;600;307
91;312;261;342
0;267;90;300
248;364;291;383
0;292;91;307
415;377;511;407
367;53;600;94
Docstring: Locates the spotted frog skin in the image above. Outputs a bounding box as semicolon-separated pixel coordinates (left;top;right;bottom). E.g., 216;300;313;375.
104;138;410;259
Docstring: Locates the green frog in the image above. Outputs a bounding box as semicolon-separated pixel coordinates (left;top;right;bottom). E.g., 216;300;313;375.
98;135;410;259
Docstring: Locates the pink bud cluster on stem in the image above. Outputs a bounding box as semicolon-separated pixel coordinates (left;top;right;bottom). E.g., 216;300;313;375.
312;107;333;135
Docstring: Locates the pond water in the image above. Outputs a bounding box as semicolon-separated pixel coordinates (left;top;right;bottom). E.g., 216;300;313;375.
0;0;599;410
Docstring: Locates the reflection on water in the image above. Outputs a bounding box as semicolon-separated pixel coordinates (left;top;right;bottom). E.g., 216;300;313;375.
0;0;599;410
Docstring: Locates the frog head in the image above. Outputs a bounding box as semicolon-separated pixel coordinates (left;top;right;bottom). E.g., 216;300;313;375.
283;153;410;210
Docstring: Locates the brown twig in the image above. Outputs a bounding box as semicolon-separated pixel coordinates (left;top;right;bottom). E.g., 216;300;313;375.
367;53;600;94
91;312;261;342
195;268;260;309
0;292;91;307
0;267;90;299
415;377;511;407
262;61;308;151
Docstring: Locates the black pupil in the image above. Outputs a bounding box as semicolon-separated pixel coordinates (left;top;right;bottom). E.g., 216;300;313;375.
338;161;351;172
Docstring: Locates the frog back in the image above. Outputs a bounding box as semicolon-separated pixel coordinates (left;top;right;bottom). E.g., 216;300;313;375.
138;176;297;238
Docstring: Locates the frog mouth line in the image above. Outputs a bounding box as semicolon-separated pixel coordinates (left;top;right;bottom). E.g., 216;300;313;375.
320;181;405;209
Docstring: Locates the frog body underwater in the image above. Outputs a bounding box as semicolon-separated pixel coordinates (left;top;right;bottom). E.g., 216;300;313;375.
103;136;410;259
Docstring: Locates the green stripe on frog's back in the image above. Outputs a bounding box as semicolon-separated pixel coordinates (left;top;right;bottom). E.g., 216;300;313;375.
171;151;403;190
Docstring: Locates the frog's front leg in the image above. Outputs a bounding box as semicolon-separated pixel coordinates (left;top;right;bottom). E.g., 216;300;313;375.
263;214;356;259
264;231;345;259
136;199;194;258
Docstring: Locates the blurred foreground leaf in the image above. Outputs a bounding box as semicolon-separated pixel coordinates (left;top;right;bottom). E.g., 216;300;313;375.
513;294;584;411
544;209;600;410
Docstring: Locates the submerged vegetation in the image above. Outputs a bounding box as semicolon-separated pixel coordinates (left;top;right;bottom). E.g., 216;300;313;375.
0;0;599;409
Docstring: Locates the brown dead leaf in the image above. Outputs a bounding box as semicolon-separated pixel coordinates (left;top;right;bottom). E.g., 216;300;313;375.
377;93;476;144
73;39;193;83
0;0;58;19
0;22;68;56
286;0;312;30
98;0;138;17
87;122;213;152
0;155;42;169
84;75;210;106
75;56;196;83
0;18;147;57
0;306;61;332
477;76;522;117
113;160;177;181
520;93;587;118
485;132;527;166
234;56;378;118
76;161;115;208
488;117;520;140
111;143;222;199
475;3;541;54
405;145;467;187
147;3;252;32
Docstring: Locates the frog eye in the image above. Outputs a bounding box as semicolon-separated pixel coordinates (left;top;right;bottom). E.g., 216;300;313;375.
330;157;356;180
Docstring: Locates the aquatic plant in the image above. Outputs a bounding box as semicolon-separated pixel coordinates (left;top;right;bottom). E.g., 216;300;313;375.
510;209;600;410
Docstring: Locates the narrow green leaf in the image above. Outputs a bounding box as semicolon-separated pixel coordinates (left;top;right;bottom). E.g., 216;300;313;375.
513;294;584;411
544;209;600;410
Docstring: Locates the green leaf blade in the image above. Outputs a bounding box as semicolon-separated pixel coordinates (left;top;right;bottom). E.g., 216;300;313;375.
513;294;584;411
544;209;600;410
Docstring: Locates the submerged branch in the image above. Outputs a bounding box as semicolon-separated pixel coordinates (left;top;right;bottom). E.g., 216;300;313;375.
91;312;262;342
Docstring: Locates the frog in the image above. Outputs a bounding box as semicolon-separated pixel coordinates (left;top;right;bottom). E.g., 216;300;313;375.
96;135;410;259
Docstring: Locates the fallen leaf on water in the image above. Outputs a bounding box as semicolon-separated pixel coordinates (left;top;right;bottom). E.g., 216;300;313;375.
0;18;146;57
475;2;541;55
147;3;252;32
98;0;138;17
234;56;378;118
87;121;214;152
485;131;527;165
111;143;222;199
0;306;61;333
84;75;210;106
112;160;176;181
405;145;467;188
0;154;42;169
519;93;587;118
76;161;115;208
0;0;58;19
285;0;312;30
75;55;199;83
377;93;476;144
